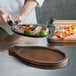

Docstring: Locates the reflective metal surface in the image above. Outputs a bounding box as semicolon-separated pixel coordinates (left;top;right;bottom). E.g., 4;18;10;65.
0;37;76;76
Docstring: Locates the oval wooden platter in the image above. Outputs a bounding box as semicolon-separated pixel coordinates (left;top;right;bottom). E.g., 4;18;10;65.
8;46;69;68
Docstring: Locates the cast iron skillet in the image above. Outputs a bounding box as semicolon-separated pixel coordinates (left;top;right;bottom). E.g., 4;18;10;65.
8;17;55;38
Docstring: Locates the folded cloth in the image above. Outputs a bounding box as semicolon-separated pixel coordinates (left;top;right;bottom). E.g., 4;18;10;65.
0;26;14;35
0;27;9;40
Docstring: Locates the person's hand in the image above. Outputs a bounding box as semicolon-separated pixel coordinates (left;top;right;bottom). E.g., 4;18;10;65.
14;15;26;24
0;8;13;26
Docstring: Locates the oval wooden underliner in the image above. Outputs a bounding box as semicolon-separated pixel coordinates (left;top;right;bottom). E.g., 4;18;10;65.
9;46;68;68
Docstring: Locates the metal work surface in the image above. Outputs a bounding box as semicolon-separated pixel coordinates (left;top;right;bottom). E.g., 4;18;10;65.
0;37;76;76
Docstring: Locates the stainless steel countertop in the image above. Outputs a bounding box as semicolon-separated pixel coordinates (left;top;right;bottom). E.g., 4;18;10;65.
0;36;76;76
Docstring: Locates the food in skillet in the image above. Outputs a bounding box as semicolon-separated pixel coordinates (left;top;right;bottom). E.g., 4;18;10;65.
12;24;49;37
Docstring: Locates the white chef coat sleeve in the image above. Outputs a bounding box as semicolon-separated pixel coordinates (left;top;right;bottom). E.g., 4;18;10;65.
35;0;44;7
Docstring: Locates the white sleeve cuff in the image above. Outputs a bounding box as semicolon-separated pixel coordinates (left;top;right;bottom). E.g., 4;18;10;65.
36;0;44;7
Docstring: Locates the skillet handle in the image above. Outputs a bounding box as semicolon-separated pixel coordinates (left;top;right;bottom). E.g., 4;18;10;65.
48;17;56;27
7;20;13;26
7;20;18;26
48;17;56;39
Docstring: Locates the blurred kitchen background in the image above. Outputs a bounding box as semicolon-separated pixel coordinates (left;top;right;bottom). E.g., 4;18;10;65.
36;0;76;24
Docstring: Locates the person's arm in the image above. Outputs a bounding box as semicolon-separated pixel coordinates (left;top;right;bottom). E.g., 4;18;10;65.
14;0;38;24
0;8;13;26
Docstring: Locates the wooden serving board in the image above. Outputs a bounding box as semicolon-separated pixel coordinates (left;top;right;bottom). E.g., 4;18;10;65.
48;20;76;42
9;46;68;68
